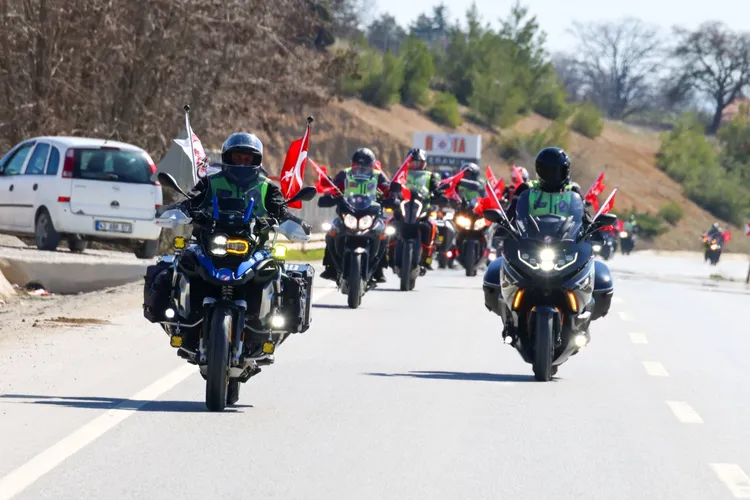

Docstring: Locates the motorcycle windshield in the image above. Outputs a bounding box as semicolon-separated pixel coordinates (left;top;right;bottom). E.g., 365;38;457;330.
345;193;377;212
205;176;254;226
513;190;584;243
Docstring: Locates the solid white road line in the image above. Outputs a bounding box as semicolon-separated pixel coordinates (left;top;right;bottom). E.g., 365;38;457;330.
642;361;669;377
665;401;704;424
618;311;633;321
710;463;750;498
0;364;196;500
629;333;648;344
0;285;337;500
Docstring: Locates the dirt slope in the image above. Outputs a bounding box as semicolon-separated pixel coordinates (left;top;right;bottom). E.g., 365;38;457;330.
256;98;743;252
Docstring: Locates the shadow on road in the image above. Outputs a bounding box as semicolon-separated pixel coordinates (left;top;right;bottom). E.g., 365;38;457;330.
364;370;538;382
370;287;409;292
311;303;351;309
0;394;252;413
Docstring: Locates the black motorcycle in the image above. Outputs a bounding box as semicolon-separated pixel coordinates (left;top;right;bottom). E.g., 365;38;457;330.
703;234;724;265
453;201;488;277
619;227;636;254
435;206;457;269
153;173;316;411
319;191;388;308
591;230;616;260
390;190;429;291
482;200;617;381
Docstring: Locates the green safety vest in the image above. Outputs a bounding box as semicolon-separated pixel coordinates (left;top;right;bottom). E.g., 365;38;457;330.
457;184;481;201
343;168;380;197
624;221;635;231
406;170;432;199
207;171;269;217
526;180;575;217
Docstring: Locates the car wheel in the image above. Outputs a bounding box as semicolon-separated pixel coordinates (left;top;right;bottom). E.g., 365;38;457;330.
68;238;88;253
35;210;61;251
135;239;159;259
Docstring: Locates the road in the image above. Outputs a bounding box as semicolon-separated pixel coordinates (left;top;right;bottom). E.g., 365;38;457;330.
1;253;750;499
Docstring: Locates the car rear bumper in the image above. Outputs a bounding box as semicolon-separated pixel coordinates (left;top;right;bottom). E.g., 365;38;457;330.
53;209;161;240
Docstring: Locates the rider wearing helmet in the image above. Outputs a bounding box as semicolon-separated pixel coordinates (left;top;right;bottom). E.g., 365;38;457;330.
391;148;446;270
319;147;392;282
501;166;529;206
455;162;484;205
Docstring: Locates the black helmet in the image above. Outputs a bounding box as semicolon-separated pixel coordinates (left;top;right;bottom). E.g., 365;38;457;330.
461;162;480;180
408;148;427;170
535;147;571;191
220;132;263;186
351;147;376;175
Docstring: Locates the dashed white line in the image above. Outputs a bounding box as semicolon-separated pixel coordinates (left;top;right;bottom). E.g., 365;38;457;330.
618;311;634;321
642;361;669;377
666;401;703;424
710;463;750;498
629;333;648;344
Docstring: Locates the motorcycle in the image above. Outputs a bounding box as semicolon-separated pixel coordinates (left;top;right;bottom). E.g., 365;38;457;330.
390;189;429;291
482;204;617;382
702;233;724;265
319;189;390;308
591;230;616;260
453;200;488;277
435;206;457;269
619;228;635;255
153;173;316;411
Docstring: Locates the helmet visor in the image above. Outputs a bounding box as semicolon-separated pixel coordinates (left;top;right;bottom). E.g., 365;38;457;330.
230;151;262;166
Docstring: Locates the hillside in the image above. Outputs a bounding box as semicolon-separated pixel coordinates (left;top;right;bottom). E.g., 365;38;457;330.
257;98;743;252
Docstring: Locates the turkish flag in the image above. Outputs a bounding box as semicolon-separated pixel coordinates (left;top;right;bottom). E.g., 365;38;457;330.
280;122;311;209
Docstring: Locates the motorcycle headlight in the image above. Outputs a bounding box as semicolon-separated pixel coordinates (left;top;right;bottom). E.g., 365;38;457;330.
209;234;228;256
710;244;719;250
518;247;577;272
539;247;555;271
344;214;358;230
455;215;471;229
619;231;628;238
358;215;374;230
385;225;396;236
445;212;454;221
321;222;332;231
592;244;602;252
473;218;487;230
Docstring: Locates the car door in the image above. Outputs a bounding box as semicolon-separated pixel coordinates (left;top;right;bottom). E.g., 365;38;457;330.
14;142;51;230
0;141;35;230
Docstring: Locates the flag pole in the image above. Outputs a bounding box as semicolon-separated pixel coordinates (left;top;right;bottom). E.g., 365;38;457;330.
183;105;198;186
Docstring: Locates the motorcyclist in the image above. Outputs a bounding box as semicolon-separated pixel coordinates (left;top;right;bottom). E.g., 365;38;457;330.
484;147;613;335
455;162;484;206
144;132;313;370
392;148;446;270
501;166;529;206
706;222;724;241
318;147;392;283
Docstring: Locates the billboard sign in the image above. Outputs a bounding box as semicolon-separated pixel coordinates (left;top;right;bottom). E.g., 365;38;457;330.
413;132;481;168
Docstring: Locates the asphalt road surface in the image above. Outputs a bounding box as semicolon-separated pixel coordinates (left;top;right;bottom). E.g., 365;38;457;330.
1;253;750;499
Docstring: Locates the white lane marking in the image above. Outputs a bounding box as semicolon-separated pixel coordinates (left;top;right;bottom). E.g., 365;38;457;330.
612;296;624;304
710;463;750;498
666;401;704;424
0;285;336;500
0;364;196;500
642;361;669;377
629;333;648;344
618;311;634;321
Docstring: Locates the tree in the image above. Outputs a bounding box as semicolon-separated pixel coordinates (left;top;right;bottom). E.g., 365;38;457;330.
398;37;435;107
568;18;662;120
670;22;750;134
409;3;452;47
551;53;584;101
367;14;406;53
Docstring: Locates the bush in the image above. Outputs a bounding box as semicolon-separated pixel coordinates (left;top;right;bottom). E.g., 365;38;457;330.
571;102;604;138
398;37;435;107
533;86;569;120
499;119;570;163
614;210;667;239
658;200;684;225
360;51;404;109
428;92;463;128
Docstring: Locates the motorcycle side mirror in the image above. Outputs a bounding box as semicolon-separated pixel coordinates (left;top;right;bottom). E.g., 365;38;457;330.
157;172;190;199
592;213;617;230
317;195;338;208
483;209;504;224
288;186;317;204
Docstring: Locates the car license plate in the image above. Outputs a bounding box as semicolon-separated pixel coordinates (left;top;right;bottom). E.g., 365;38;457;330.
95;221;133;233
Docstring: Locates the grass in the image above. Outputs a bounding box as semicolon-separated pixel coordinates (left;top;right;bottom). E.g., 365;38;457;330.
284;248;325;262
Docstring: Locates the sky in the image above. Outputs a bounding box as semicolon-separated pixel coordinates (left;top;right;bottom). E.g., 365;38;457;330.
372;0;750;53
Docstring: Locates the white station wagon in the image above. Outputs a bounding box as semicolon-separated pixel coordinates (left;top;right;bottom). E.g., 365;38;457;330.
0;137;163;258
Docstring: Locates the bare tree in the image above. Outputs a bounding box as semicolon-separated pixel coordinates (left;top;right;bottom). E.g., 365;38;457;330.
551;53;584;101
567;18;662;119
670;21;750;134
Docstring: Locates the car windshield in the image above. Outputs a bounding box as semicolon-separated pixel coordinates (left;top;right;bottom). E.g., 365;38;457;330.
513;189;584;242
73;148;152;184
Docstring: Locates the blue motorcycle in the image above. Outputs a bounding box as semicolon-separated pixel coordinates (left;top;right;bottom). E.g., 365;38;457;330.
154;173;316;411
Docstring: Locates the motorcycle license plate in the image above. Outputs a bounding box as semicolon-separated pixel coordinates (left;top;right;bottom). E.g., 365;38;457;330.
95;221;133;233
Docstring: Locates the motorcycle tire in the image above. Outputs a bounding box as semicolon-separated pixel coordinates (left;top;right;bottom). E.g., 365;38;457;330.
464;242;477;277
400;241;412;292
206;307;232;411
533;312;555;382
347;254;362;309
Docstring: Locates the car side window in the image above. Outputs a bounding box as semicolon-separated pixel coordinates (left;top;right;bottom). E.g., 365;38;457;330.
0;143;35;176
46;146;61;176
25;143;50;175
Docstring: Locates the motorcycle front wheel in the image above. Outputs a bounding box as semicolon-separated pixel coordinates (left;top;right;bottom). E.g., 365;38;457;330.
206;307;232;411
347;254;362;309
533;313;555;382
400;240;413;291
